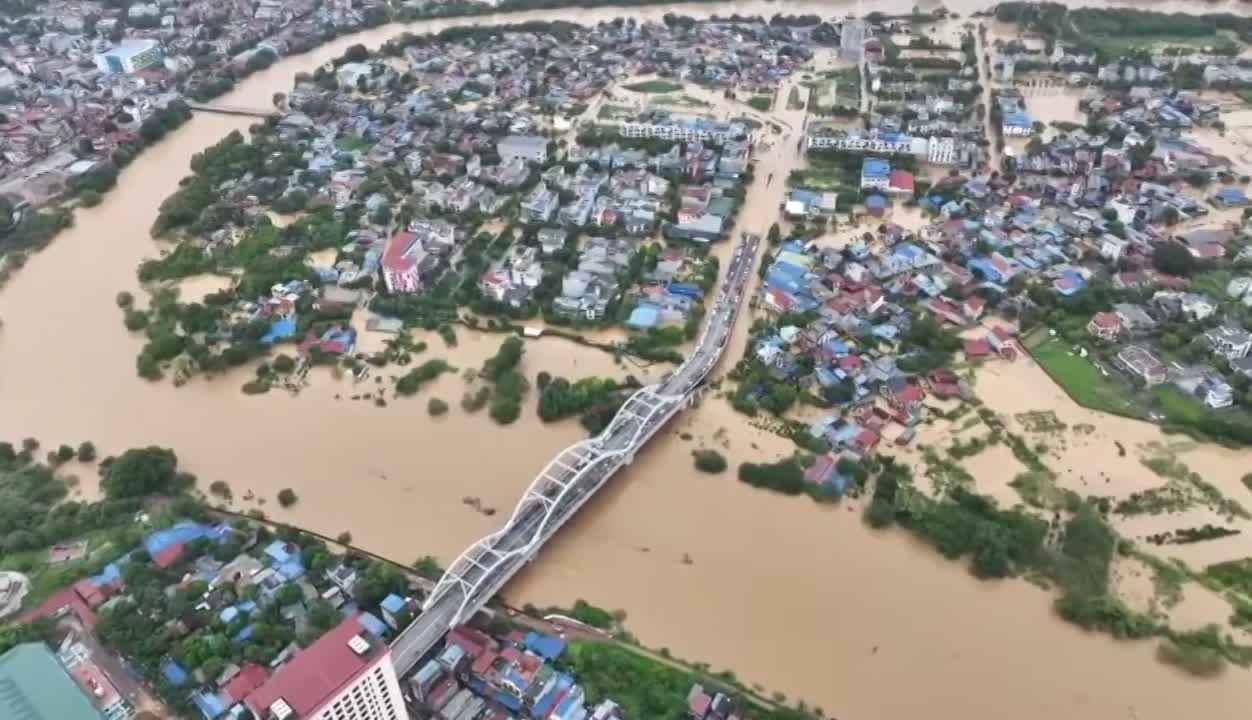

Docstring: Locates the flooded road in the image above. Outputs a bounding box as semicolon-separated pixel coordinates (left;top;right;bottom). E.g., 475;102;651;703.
3;1;1252;718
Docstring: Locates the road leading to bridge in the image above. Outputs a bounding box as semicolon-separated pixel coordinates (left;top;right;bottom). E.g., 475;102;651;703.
390;230;761;675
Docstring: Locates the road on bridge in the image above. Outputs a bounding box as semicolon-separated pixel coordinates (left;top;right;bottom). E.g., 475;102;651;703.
389;229;762;675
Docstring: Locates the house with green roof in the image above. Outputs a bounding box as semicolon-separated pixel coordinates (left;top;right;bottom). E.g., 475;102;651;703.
0;642;106;720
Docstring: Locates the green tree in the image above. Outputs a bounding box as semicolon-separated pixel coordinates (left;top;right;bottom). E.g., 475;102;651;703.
692;450;727;473
1152;242;1196;276
102;447;181;498
277;488;298;508
274;583;303;607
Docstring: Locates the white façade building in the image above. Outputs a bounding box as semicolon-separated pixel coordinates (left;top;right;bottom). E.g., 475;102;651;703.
94;38;164;74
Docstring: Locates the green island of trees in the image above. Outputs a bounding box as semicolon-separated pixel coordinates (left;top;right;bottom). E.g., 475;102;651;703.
622;79;684;94
481;336;529;425
395;359;453;396
737;457;840;502
691;449;727;474
537;374;640;433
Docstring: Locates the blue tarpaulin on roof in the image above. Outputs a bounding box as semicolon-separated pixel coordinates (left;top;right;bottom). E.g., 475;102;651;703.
359;612;388;637
666;282;703;299
261;317;297;345
88;560;125;587
161;660;188;687
192;690;227;720
525;632;566;660
145;523;222;557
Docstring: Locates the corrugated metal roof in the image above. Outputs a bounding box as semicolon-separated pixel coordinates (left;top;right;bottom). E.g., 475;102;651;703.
0;643;105;720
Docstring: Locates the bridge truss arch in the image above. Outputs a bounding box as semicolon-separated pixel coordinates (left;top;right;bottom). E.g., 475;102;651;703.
422;385;683;626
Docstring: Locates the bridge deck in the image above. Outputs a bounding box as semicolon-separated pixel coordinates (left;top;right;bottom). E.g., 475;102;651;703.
390;232;761;675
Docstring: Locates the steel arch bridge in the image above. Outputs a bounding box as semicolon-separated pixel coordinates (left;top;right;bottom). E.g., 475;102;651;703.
390;232;760;675
421;384;684;626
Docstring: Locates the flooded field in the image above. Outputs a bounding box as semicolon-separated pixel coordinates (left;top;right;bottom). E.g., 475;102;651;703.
2;1;1252;718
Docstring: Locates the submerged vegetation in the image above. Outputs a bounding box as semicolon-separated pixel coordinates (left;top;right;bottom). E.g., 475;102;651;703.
860;444;1252;676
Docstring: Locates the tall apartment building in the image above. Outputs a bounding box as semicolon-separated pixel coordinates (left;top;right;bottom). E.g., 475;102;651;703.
245;615;409;720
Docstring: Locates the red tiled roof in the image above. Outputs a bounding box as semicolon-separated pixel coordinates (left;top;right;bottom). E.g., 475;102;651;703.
896;384;925;403
447;626;489;658
20;588;98;630
244;615;383;718
765;287;795;311
73;579;105;608
1090;311;1120;329
382;232;417;271
471;650;497;676
224;664;270;703
889;169;914;193
854;430;880;451
153;543;185;569
964;338;993;357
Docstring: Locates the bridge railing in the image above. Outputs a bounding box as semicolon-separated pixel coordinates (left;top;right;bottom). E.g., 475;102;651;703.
421;385;684;626
400;233;758;661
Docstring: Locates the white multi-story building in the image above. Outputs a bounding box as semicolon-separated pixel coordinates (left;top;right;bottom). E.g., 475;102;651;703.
926;136;958;165
620;120;745;145
245;615;409;720
94;38;163;74
806;133;914;155
807;133;966;166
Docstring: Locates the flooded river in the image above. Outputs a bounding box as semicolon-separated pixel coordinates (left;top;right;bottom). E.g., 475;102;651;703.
4;0;1252;718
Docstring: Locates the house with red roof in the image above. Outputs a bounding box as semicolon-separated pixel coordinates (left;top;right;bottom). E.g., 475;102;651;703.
1086;311;1122;341
926;369;963;399
382;231;422;294
152;543;185;570
925;297;965;326
888;169;915;196
883;376;925;416
222;664;270;706
963;338;992;359
763;287;796;314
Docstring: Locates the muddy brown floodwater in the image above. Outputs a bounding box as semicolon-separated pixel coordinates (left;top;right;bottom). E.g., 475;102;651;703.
4;1;1252;718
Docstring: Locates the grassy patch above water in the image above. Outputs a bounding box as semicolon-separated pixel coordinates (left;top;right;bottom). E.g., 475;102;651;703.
623;79;683;93
1024;331;1141;417
747;95;772;111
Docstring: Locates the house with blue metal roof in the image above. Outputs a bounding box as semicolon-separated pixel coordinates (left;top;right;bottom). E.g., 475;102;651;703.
523;632;565;660
861;157;891;189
